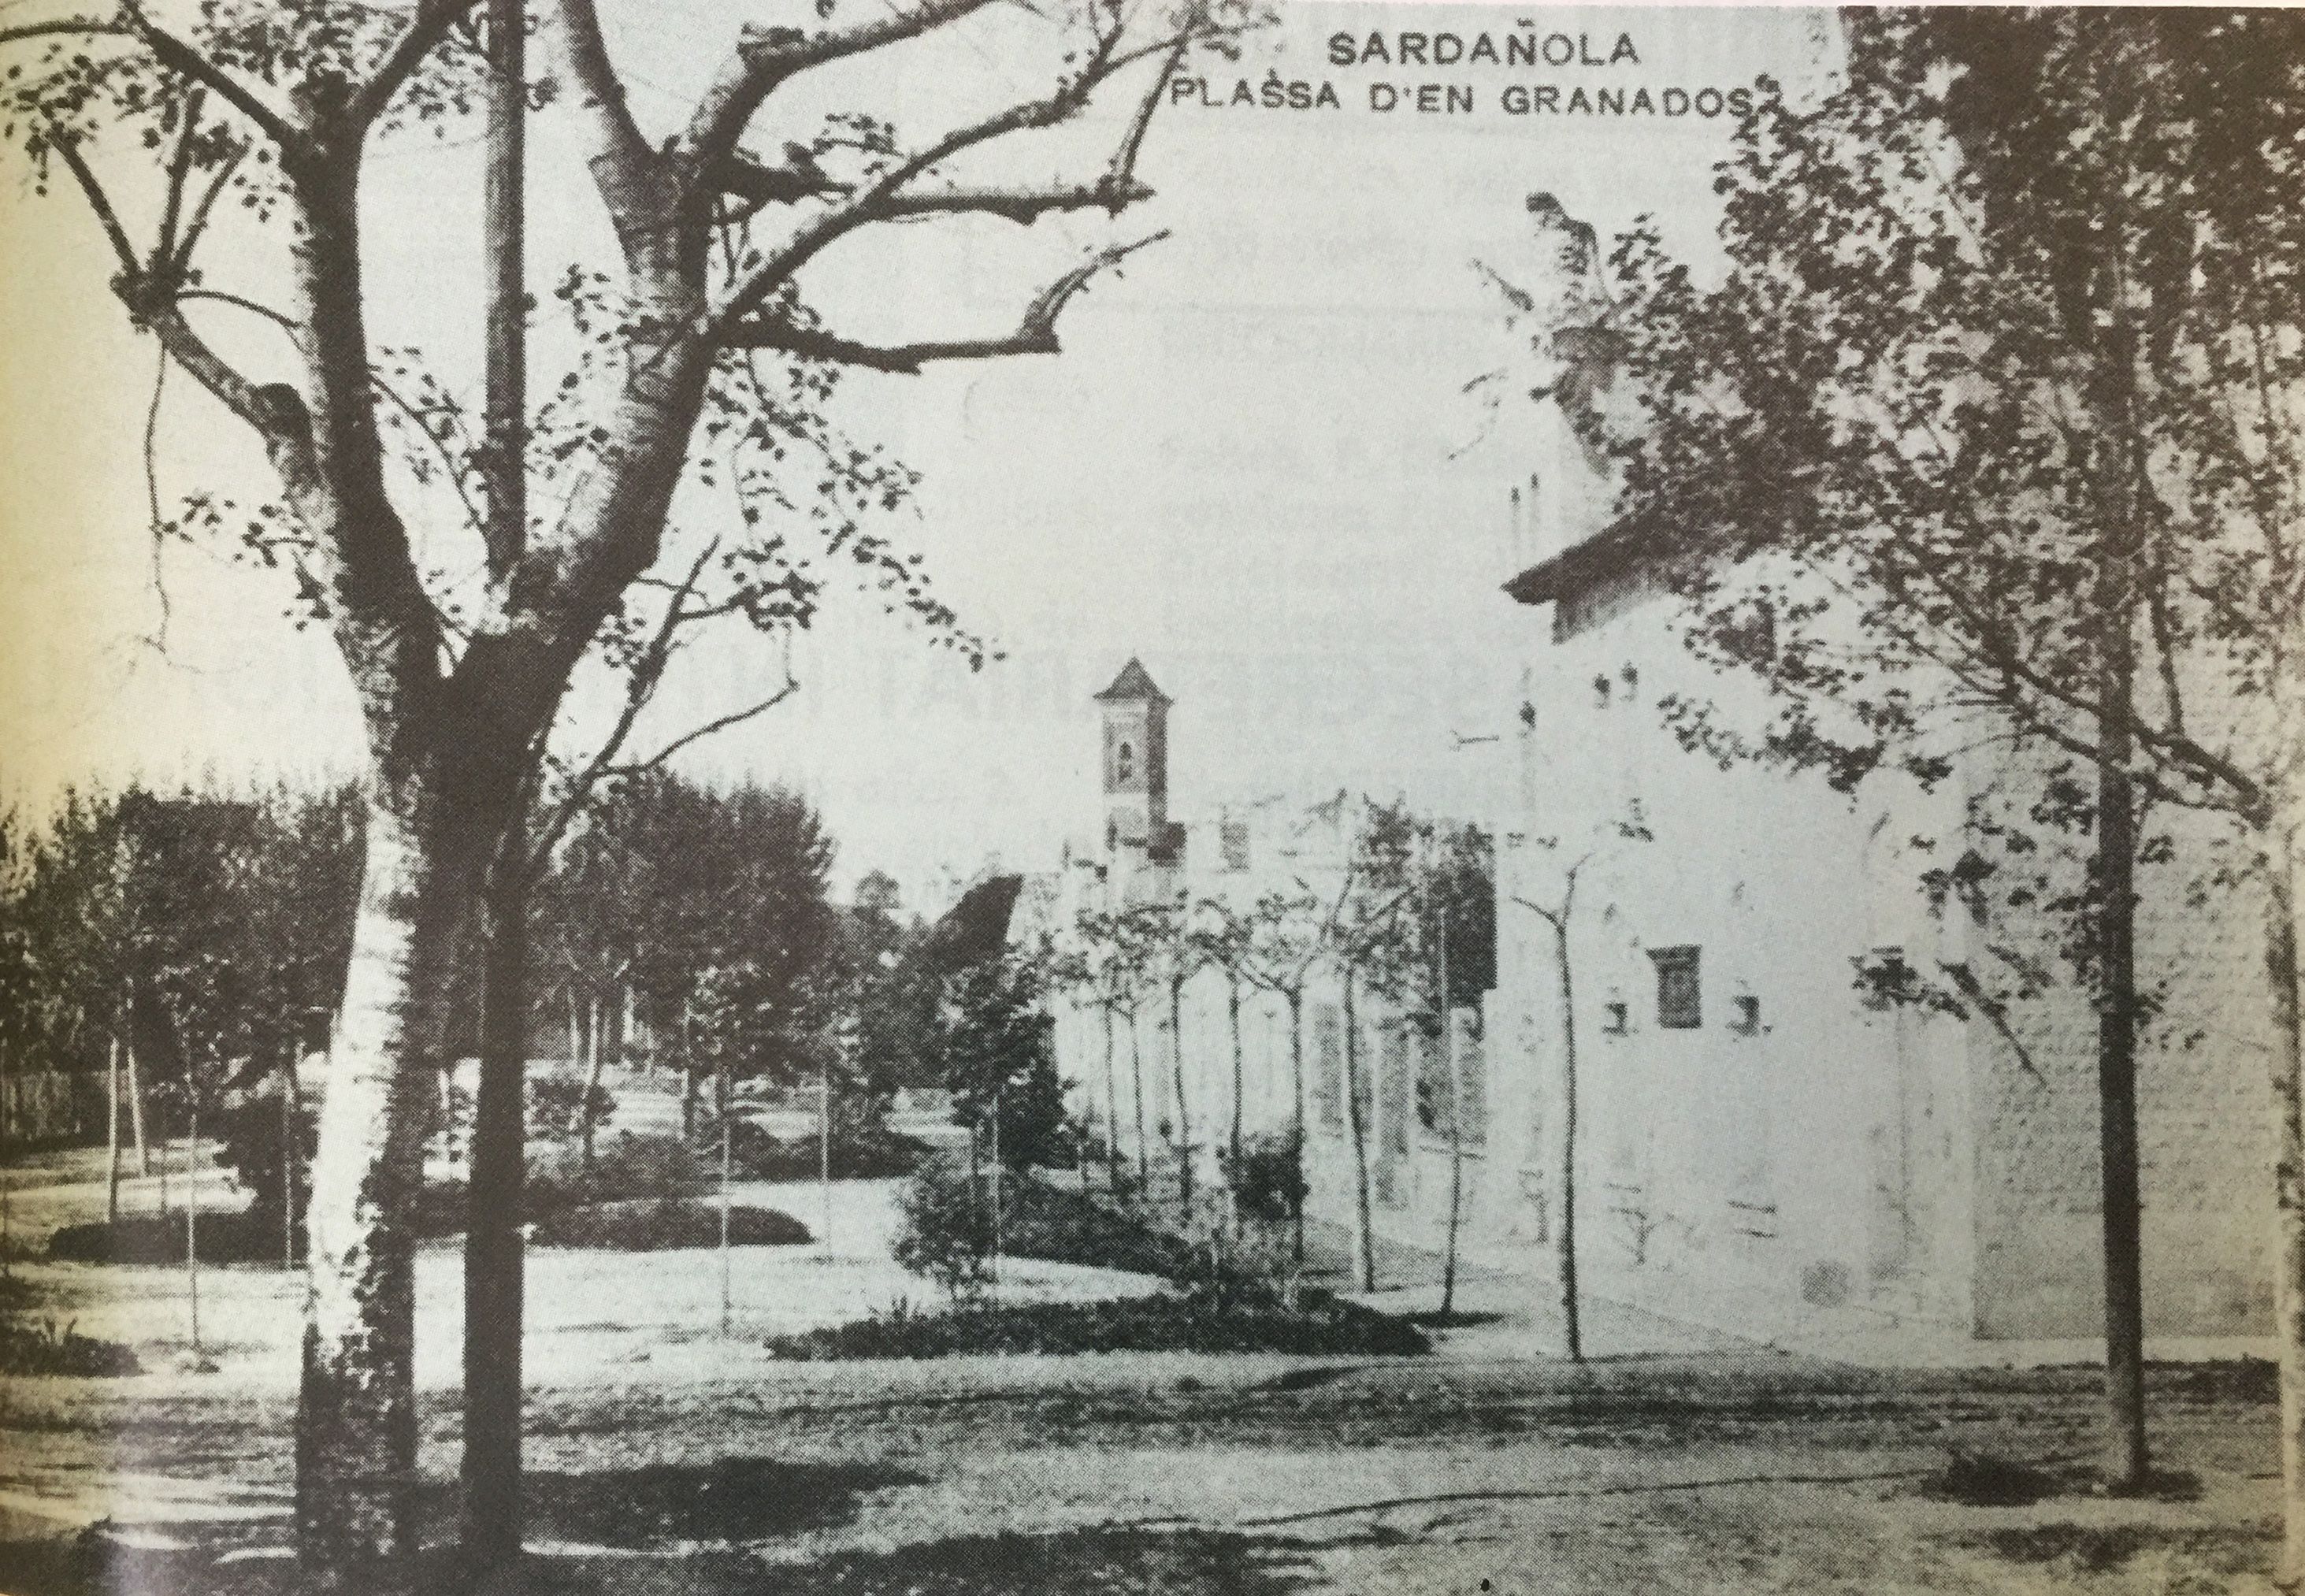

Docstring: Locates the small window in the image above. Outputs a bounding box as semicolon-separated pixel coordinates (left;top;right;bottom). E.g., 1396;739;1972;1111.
1649;945;1702;1029
1730;993;1762;1035
1115;740;1135;784
1601;1000;1629;1036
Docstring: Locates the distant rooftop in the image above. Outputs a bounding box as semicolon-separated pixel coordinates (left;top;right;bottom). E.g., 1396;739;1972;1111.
1093;657;1171;705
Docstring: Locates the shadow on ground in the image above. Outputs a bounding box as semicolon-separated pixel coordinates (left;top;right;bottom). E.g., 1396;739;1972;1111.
434;1457;923;1547
0;1522;1321;1596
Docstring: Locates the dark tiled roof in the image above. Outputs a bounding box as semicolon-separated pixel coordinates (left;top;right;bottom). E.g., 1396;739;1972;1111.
1093;657;1170;704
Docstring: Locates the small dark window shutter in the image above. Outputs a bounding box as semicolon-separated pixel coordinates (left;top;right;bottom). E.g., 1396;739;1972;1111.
1649;945;1702;1029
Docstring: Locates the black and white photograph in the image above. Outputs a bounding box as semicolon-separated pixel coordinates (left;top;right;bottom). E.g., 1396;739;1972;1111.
0;2;2301;1590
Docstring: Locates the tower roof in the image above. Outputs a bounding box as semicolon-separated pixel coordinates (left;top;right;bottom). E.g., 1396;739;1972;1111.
1093;657;1171;706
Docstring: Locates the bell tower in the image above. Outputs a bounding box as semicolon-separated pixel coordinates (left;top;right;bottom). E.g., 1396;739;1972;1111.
1094;658;1171;864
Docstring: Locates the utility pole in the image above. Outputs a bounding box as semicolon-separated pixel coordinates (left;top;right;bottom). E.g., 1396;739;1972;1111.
460;0;530;1564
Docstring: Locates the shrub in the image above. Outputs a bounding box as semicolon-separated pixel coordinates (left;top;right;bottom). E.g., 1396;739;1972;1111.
213;1089;316;1234
1924;1452;2063;1508
1219;1131;1306;1226
764;1279;1427;1360
528;1199;810;1251
408;1133;715;1239
536;1133;710;1206
692;1112;930;1183
528;1068;617;1149
892;1158;997;1301
1000;1176;1197;1279
0;1318;141;1377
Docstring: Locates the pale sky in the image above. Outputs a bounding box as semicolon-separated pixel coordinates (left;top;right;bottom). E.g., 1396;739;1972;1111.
0;3;1835;912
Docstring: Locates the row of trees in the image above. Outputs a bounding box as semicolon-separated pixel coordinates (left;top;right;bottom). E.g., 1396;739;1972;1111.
1052;801;1493;1301
0;785;359;1223
1497;7;2305;1553
0;771;918;1192
0;0;1256;1571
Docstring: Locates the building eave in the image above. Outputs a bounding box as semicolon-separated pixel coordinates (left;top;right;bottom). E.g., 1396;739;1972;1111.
1502;521;1653;608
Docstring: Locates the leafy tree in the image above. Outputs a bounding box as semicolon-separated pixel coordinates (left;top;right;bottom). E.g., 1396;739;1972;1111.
1338;800;1492;1308
1060;904;1161;1194
0;0;1256;1564
1220;876;1342;1268
1557;9;2305;1503
937;952;1064;1173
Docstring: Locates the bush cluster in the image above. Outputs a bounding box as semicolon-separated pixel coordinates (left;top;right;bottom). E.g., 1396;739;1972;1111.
527;1199;810;1252
46;1209;292;1267
764;1279;1428;1360
0;1317;141;1377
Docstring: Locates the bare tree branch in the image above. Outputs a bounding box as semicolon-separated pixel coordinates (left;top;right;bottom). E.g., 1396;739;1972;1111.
50;128;290;434
0;17;128;48
120;2;304;155
729;230;1164;373
1105;35;1186;195
529;538;718;863
606;674;798;778
165;136;247;276
46;128;139;275
347;0;484;132
681;0;1001;187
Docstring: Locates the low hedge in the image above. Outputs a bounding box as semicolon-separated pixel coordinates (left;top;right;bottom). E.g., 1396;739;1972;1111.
764;1282;1427;1360
528;1199;810;1252
46;1209;294;1268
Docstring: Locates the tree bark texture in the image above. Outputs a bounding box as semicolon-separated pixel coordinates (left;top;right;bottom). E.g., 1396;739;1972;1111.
2095;658;2149;1490
297;798;483;1568
460;873;530;1564
2267;850;2305;1585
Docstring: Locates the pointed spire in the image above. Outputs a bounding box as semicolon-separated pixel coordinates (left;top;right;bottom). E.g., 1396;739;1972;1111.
1093;657;1171;705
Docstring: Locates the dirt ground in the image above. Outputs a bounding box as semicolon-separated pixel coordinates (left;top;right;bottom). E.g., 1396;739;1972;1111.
0;1147;2286;1594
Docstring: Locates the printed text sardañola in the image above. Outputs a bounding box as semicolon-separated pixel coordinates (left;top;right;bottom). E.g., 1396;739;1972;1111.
1327;29;1641;69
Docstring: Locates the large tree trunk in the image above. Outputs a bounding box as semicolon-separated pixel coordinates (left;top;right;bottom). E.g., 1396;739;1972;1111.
460;869;530;1564
2267;847;2305;1585
298;796;481;1571
1342;974;1376;1293
2095;680;2149;1490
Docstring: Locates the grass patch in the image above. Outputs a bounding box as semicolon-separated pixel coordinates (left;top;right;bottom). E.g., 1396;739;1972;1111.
528;1199;810;1252
763;1281;1428;1360
0;1318;140;1377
